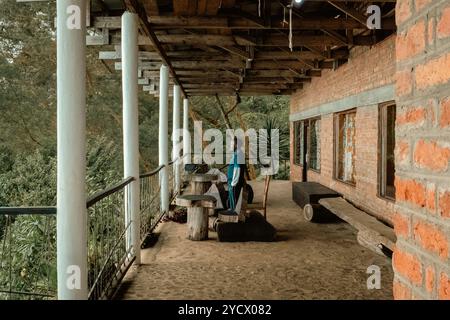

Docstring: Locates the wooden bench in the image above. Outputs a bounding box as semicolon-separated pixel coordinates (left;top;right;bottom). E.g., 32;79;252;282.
176;194;217;241
319;197;396;256
292;182;341;222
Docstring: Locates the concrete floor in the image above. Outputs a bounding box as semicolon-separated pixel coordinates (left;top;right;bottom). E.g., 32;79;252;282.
115;180;393;300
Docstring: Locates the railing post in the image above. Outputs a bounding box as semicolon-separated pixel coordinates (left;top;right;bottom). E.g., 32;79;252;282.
122;11;140;264
159;65;170;214
56;0;88;300
172;85;181;194
183;98;191;165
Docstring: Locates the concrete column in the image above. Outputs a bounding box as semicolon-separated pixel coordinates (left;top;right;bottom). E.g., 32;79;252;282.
172;85;181;193
183;98;191;164
159;65;169;213
56;0;88;300
121;12;140;264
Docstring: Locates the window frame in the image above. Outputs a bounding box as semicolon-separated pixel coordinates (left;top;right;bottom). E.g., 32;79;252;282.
307;117;321;173
378;101;396;201
293;121;303;166
333;109;357;187
293;117;321;173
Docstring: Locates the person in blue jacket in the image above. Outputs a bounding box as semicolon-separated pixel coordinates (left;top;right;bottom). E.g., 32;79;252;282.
227;137;246;212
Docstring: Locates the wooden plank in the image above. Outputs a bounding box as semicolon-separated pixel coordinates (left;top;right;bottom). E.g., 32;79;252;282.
93;15;395;30
251;60;334;70
99;51;161;60
110;32;374;47
219;0;236;8
172;60;246;69
173;0;198;16
115;61;162;71
220;46;251;59
143;0;159;15
197;0;221;16
319;197;396;252
327;1;368;27
247;70;306;78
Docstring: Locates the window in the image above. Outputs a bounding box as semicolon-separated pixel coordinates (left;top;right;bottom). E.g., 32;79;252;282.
309;118;320;171
293;121;303;165
379;102;396;200
334;110;356;185
292;118;320;171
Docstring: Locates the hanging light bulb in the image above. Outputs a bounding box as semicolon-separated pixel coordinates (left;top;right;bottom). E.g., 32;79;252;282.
294;0;304;3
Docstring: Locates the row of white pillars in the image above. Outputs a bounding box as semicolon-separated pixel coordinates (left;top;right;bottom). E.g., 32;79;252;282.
56;5;190;299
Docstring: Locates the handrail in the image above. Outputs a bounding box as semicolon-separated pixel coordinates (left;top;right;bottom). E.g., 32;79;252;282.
140;165;164;178
140;154;185;178
86;176;135;208
0;176;139;214
0;206;57;215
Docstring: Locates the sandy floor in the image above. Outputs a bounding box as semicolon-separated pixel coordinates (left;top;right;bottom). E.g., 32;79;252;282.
115;180;393;300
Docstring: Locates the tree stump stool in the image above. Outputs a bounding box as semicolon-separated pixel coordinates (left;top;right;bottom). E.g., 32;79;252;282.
176;194;217;241
188;174;218;195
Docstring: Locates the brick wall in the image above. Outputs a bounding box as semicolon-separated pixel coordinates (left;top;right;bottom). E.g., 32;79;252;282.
290;36;397;223
393;0;450;300
290;36;396;114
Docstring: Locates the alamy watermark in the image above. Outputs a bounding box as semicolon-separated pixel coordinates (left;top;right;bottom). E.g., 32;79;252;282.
367;5;382;30
66;265;81;290
173;121;280;175
366;265;381;290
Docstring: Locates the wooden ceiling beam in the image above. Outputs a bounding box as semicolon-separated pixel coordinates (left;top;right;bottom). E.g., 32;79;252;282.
251;60;334;70
110;33;375;46
173;0;198;16
327;1;369;28
255;49;348;60
142;0;159;15
220;46;252;59
93;15;395;30
123;0;187;97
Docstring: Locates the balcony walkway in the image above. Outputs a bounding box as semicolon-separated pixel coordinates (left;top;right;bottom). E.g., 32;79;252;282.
116;180;393;300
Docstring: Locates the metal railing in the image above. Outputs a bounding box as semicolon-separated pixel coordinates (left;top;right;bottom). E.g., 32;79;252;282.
0;207;57;300
0;157;187;300
139;166;163;243
86;177;135;300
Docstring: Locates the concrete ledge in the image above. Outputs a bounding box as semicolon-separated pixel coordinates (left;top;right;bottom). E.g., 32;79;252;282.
289;84;395;122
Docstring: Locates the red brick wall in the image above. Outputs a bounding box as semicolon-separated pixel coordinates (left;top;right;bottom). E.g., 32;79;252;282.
393;0;450;300
290;36;396;114
290;36;397;223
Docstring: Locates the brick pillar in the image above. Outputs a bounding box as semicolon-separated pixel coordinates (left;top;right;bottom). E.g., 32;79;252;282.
394;0;450;299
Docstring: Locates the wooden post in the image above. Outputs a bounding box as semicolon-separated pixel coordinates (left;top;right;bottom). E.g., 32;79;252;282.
176;195;216;241
187;206;209;240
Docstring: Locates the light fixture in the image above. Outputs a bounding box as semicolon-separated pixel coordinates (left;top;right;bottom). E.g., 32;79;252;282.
294;0;303;3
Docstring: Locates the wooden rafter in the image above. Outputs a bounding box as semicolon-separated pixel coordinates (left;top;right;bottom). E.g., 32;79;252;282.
123;0;187;97
87;0;396;96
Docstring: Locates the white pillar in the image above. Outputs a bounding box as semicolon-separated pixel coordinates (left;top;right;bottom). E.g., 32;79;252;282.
57;0;87;300
122;12;140;264
183;98;191;164
159;65;169;213
172;85;181;193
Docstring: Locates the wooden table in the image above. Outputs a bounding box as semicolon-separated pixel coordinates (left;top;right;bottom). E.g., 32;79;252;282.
188;173;218;195
176;194;217;241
